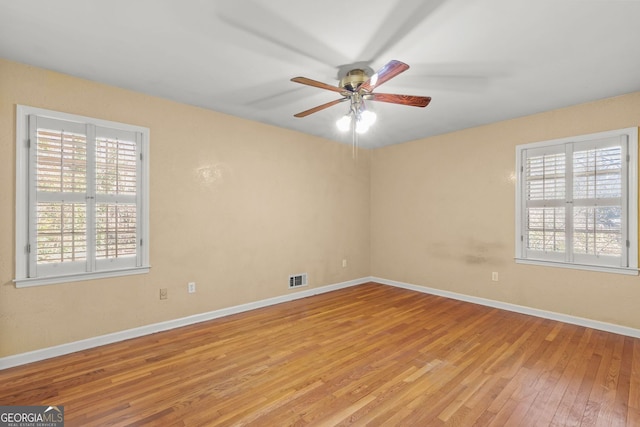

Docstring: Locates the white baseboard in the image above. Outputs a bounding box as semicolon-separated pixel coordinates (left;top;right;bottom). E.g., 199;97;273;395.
0;277;369;370
372;276;640;339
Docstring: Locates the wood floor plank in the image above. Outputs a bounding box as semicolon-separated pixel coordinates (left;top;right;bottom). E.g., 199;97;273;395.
1;282;639;426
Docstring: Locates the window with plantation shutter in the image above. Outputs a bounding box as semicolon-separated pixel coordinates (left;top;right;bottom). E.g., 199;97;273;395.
516;128;638;275
15;106;150;287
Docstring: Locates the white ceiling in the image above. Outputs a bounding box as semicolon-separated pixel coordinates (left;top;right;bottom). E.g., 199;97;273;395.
1;0;640;148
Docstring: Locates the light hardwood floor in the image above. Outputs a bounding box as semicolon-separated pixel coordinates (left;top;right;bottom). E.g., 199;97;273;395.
1;282;639;426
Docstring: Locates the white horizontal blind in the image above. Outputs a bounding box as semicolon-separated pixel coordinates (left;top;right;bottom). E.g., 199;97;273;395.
96;203;137;259
95;134;137;196
36;128;87;193
36;202;87;264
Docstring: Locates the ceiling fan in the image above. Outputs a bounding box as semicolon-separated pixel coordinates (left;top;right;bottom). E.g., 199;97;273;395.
291;60;431;135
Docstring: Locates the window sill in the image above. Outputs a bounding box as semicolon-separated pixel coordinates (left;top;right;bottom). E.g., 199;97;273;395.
515;258;638;276
14;266;151;288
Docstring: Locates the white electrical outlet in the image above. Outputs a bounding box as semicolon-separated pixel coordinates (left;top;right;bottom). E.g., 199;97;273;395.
342;259;348;268
188;282;196;293
491;272;499;282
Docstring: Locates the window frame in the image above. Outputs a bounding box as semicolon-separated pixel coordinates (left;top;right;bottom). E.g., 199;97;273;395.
515;127;638;275
15;105;150;287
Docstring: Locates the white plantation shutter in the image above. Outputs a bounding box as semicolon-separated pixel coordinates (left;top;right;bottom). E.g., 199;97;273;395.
30;116;89;277
524;146;566;260
516;128;638;274
16;106;149;286
572;141;624;266
94;127;141;270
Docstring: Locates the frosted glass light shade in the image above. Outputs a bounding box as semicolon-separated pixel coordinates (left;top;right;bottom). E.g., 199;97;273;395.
336;115;351;132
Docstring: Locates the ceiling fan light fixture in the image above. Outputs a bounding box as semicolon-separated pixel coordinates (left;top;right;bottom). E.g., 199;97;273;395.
354;108;376;134
355;121;369;134
336;114;352;132
360;110;377;127
355;118;373;134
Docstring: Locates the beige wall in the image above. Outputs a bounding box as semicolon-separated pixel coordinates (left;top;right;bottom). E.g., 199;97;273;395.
0;59;371;357
2;57;639;360
371;91;640;329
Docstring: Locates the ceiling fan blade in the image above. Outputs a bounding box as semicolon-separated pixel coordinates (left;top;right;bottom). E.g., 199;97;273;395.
358;60;409;93
291;77;347;94
366;93;432;107
294;98;348;118
217;0;350;67
358;0;446;64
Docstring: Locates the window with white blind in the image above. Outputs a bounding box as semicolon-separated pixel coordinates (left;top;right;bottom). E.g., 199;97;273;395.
15;106;150;287
515;127;638;275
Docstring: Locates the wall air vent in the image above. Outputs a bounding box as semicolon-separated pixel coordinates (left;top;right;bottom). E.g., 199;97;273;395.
289;273;308;288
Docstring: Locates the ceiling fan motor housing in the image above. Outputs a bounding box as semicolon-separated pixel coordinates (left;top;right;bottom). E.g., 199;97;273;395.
340;69;369;92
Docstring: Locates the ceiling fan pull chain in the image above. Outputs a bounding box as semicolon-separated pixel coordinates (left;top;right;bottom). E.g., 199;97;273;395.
352;118;358;160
